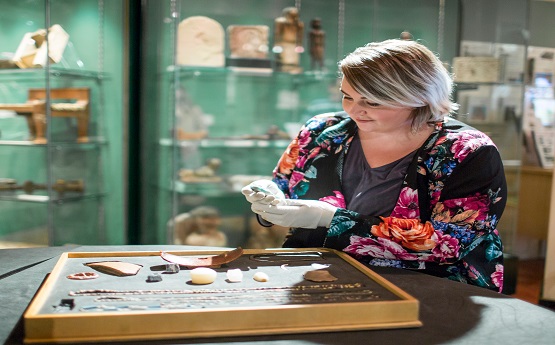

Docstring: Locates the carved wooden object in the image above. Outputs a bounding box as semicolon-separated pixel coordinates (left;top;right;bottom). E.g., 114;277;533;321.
0;87;90;143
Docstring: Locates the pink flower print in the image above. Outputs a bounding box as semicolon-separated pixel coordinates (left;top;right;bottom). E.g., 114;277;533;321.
344;236;420;261
319;190;346;208
430;231;459;263
307;147;322;160
391;187;419;218
448;130;493;162
297;128;312;148
491;264;504;292
289;171;305;190
295;153;308;169
443;194;489;222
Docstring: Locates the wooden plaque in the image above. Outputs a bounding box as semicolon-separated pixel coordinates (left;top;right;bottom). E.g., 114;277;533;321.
24;248;421;343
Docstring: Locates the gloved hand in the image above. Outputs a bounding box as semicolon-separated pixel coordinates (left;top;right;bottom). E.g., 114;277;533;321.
251;199;337;229
241;180;285;205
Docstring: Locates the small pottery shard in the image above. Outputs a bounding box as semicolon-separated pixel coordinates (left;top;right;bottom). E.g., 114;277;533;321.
303;269;338;282
67;272;99;280
85;261;143;276
160;247;243;268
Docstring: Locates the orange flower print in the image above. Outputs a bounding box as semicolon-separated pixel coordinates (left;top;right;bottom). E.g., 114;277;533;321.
277;139;299;175
371;217;436;252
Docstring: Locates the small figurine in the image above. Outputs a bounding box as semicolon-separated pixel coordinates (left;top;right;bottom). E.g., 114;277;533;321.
400;31;414;40
179;158;222;183
309;18;325;70
175;87;209;140
170;206;227;247
245;216;289;249
273;7;304;73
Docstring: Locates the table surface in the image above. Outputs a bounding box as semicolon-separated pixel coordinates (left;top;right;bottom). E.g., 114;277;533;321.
1;245;555;345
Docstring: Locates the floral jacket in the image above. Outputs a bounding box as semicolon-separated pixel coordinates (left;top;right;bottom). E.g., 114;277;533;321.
272;112;507;292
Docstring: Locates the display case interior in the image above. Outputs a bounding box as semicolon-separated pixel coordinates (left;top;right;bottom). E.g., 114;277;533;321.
0;0;125;247
140;0;460;246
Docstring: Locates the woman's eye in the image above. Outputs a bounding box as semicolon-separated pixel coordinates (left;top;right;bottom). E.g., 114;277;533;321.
342;95;353;101
366;102;380;107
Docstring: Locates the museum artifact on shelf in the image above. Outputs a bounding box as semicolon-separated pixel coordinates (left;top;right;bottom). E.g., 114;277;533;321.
174;87;209;140
169;206;228;247
176;16;225;67
179;157;222;183
24;248;421;343
452;56;501;83
0;87;90;143
273;7;304;73
226;25;271;71
308;18;325;70
0;178;84;196
11;24;69;69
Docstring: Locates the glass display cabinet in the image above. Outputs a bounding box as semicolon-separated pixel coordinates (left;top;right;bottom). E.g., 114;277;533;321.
452;0;530;254
139;0;461;247
0;0;126;246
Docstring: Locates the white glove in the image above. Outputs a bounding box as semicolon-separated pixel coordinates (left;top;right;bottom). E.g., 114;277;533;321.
251;199;337;229
241;180;285;205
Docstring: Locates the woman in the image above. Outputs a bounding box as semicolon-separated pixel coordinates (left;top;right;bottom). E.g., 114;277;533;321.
242;39;507;292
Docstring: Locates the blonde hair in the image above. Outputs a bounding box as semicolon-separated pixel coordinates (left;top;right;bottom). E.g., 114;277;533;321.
339;39;458;131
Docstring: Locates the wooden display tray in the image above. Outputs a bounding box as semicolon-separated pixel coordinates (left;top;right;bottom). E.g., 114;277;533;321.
24;248;421;343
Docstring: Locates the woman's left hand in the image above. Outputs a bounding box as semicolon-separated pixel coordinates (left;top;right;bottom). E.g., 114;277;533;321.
251;199;337;229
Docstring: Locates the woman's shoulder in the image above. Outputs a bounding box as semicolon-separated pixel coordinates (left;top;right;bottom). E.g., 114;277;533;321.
426;117;499;163
304;111;353;133
309;111;350;123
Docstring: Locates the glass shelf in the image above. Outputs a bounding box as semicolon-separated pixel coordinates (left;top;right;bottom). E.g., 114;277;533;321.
166;65;339;83
0;67;110;81
159;138;290;148
456;81;525;90
0;192;106;203
172;180;238;197
0;138;107;147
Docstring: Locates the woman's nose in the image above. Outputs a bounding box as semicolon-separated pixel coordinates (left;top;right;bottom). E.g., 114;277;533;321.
348;101;367;115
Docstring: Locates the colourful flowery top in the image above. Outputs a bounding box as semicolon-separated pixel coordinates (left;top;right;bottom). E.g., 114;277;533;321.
272;112;507;292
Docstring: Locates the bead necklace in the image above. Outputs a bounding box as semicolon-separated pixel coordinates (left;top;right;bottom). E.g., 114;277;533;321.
69;283;363;296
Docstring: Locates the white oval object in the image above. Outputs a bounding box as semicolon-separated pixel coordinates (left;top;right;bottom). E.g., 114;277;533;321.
253;271;269;282
226;268;243;282
311;263;330;269
190;267;217;285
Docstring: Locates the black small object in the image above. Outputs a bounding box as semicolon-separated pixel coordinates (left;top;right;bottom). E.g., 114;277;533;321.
53;298;75;311
146;274;163;283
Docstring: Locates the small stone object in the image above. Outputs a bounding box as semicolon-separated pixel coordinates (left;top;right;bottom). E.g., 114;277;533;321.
303;269;338;282
146;274;163;283
226;268;243;282
190;267;217;285
253;272;269;282
165;263;180;273
53;298;75;311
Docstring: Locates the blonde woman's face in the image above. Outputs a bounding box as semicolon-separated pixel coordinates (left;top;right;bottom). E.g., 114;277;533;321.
340;78;413;134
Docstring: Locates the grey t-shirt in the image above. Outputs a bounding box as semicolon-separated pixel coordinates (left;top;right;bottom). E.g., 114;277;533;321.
342;134;416;217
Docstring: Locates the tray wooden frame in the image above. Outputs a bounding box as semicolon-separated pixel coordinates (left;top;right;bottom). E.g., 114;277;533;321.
24;248;421;343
